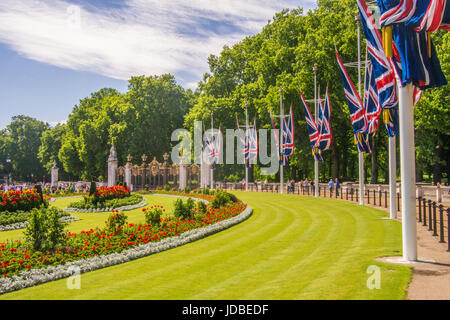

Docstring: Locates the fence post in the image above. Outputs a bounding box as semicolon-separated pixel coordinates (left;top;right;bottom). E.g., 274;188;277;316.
384;191;387;208
367;189;370;204
418;197;422;223
439;205;444;243
428;200;433;231
423;198;427;226
346;187;348;200
432;202;438;236
397;192;400;212
378;190;381;207
356;188;358;202
447;208;450;251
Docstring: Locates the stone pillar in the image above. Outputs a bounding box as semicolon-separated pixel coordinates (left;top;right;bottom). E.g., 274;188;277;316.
179;161;187;190
107;145;118;187
141;154;148;190
436;185;442;203
416;185;423;198
125;154;132;188
200;149;210;188
163;152;169;187
51;161;59;188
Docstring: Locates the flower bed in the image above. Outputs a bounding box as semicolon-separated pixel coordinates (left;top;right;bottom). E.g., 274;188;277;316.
65;194;145;213
0;189;49;213
0;192;250;294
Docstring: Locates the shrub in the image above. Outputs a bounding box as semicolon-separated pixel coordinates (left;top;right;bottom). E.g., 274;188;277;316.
163;184;171;191
34;185;44;204
211;191;238;209
143;206;164;226
196;201;208;215
24;206;66;252
174;198;195;220
106;211;128;234
182;186;191;193
89;181;97;196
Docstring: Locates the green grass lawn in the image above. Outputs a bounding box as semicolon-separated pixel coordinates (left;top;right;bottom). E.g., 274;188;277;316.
0;192;411;300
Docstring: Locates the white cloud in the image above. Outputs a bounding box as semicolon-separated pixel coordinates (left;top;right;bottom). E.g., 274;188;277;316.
0;0;317;86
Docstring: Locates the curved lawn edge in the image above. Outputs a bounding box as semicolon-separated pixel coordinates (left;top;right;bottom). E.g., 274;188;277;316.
0;216;80;233
0;195;252;295
63;198;147;213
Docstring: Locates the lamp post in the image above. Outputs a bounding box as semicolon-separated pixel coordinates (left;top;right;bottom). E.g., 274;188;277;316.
356;14;365;206
313;64;319;197
210;111;214;189
5;156;11;186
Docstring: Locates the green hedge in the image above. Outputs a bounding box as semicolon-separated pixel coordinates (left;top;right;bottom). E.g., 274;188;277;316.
68;194;143;210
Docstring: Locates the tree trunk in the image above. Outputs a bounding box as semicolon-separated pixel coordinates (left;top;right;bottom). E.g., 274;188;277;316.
331;140;339;178
249;164;254;182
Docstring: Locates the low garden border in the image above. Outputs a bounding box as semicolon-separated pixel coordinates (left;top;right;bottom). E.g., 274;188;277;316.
0;194;252;295
0;216;80;233
63;200;147;213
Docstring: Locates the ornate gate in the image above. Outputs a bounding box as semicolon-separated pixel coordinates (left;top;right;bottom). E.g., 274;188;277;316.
116;153;200;190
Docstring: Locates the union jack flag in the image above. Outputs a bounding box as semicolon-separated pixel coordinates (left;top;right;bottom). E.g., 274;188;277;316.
382;107;399;137
357;0;398;110
336;49;368;134
316;88;332;151
363;59;382;135
336;48;371;153
377;0;450;32
248;118;258;164
236;116;249;166
204;127;221;167
375;0;448;89
282;105;295;165
299;89;324;161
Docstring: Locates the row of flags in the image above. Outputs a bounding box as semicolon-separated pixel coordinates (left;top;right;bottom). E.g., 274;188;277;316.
299;88;332;162
204;126;222;168
203;105;297;168
236;116;258;167
335;0;448;154
269;106;295;165
334;0;442;154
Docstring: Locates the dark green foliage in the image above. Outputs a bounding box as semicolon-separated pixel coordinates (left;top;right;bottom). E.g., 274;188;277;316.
174;198;195;220
211;191;238;209
144;207;163;226
24;206;66;252
34;184;44;204
196;201;208;215
89;181;97;197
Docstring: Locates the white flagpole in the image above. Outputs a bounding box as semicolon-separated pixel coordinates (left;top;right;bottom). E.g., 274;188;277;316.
245;106;249;192
210;111;214;189
389;135;397;219
356;15;364;205
314;64;319;197
399;83;417;261
280;87;284;194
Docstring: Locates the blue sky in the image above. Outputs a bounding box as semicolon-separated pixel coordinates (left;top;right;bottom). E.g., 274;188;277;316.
0;0;316;129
